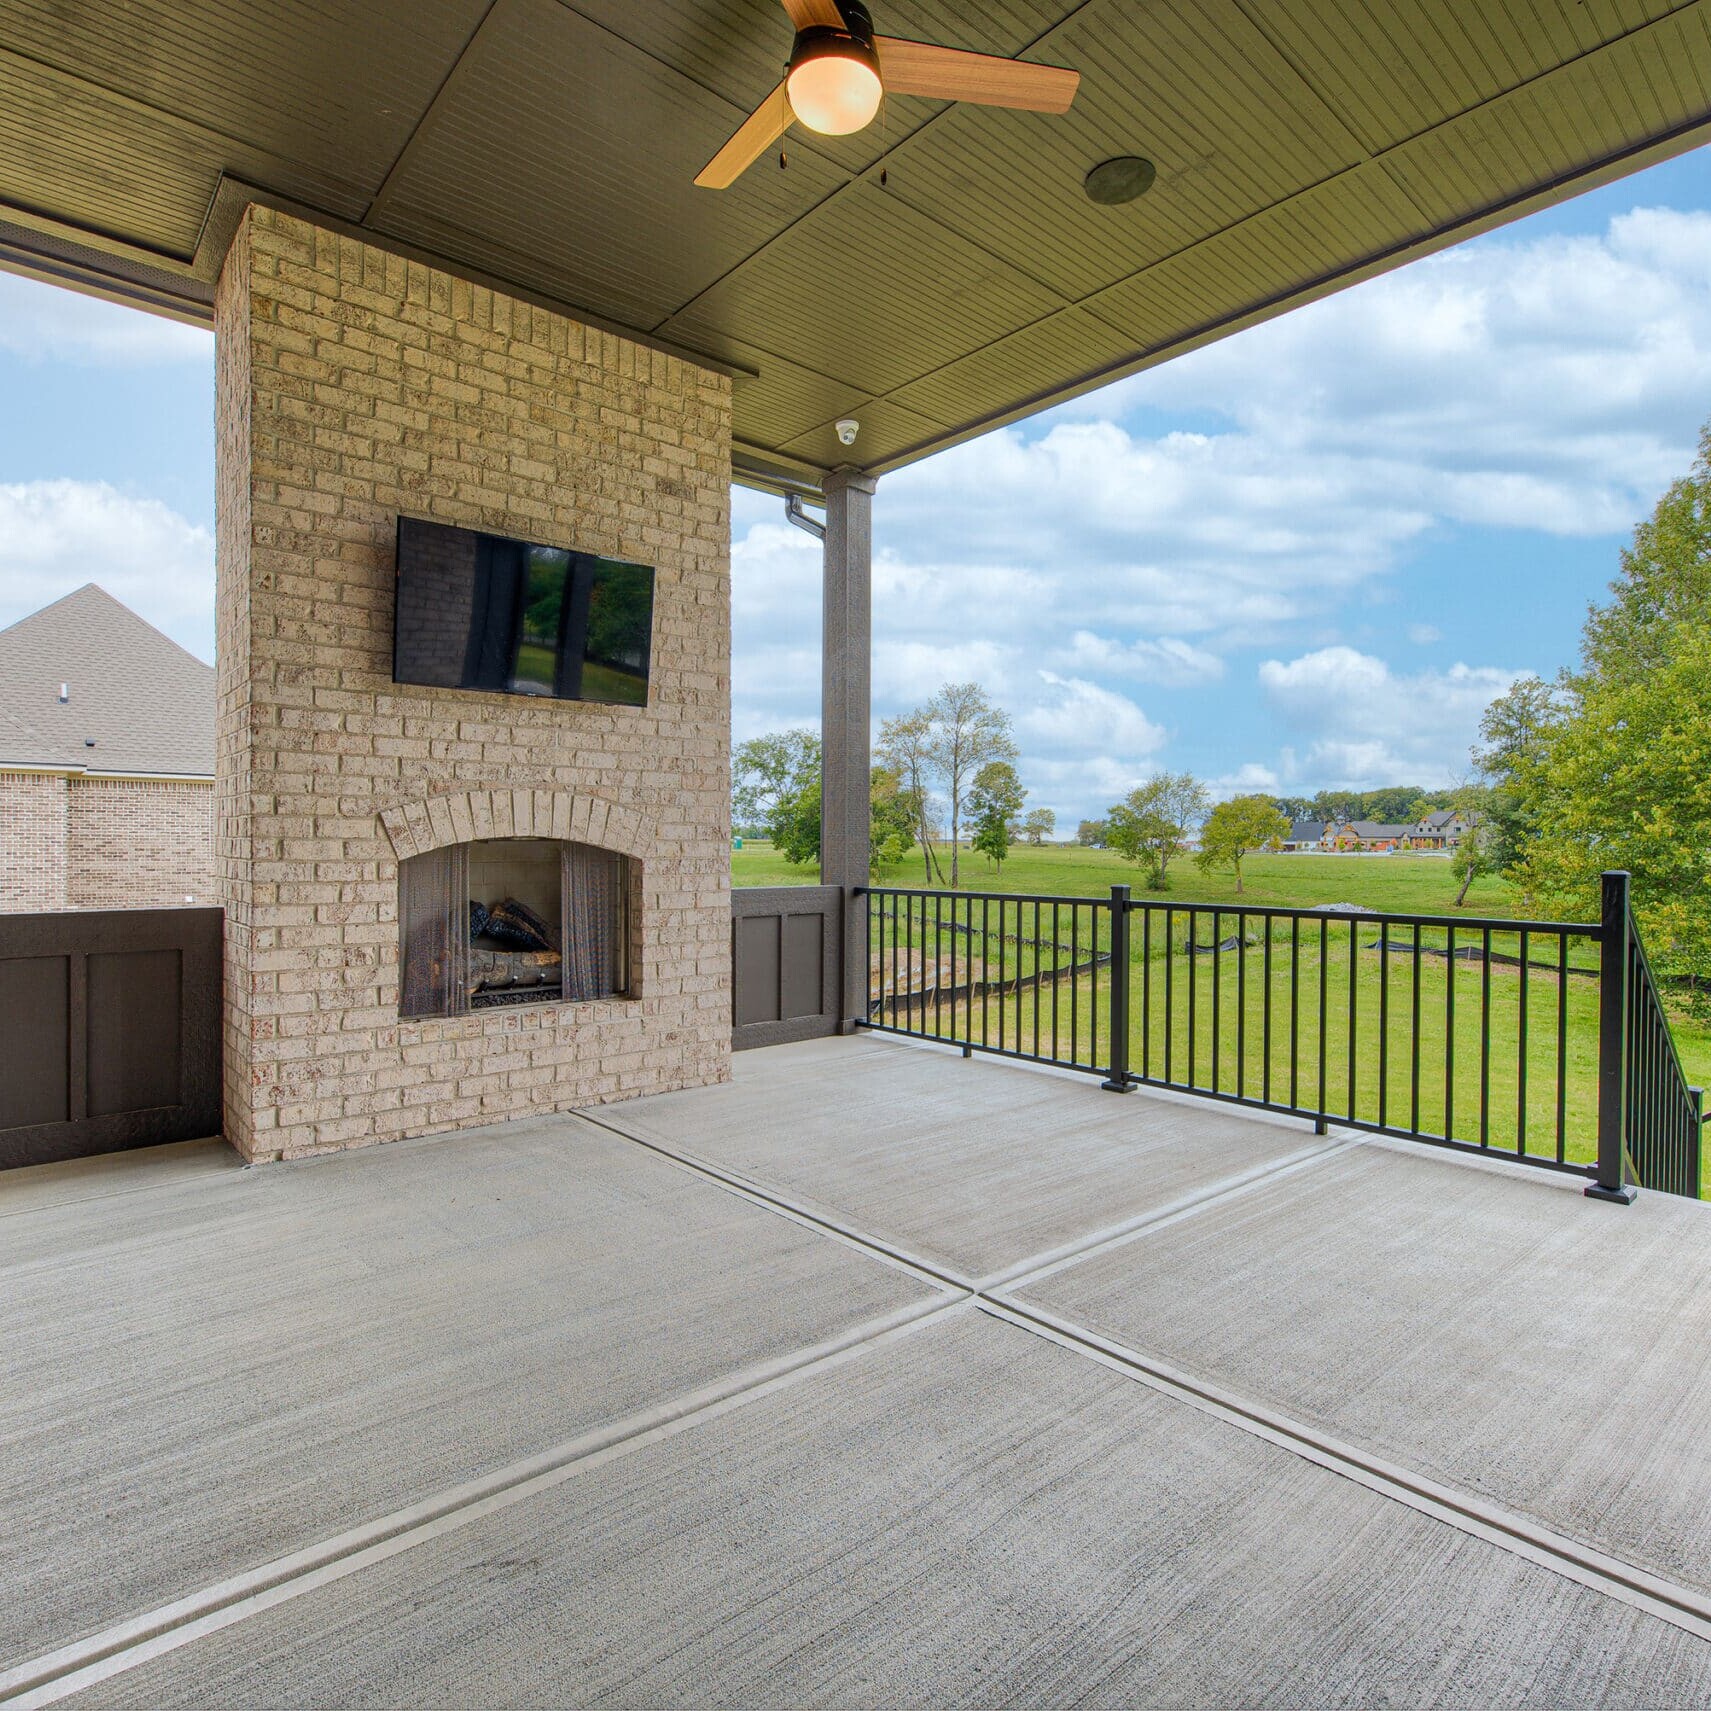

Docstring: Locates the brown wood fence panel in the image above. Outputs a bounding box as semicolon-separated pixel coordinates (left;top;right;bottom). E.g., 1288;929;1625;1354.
0;907;222;1170
732;886;842;1050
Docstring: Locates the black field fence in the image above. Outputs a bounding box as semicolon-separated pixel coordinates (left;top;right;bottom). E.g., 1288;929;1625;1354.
859;871;1701;1201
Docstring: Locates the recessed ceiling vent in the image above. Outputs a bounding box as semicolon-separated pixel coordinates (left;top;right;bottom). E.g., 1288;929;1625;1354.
1085;156;1156;205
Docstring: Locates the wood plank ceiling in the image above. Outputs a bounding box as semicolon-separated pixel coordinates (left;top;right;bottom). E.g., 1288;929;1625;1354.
1;0;1709;493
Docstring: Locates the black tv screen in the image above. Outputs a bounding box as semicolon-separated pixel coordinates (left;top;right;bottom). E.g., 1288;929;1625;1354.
393;516;654;706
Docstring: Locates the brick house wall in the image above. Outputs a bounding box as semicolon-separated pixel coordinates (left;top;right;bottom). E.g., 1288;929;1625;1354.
66;777;215;907
0;771;213;909
215;205;733;1163
0;772;69;910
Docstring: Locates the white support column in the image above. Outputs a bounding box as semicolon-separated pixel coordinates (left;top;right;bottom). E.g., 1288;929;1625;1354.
821;466;875;1030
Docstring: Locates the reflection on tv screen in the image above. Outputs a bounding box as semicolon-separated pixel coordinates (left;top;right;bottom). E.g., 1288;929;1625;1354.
393;518;654;707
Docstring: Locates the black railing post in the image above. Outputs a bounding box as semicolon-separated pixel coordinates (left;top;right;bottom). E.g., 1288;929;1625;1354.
1101;885;1132;1092
1588;869;1637;1204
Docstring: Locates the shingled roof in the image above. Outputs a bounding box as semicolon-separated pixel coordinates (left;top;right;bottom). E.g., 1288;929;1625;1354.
0;585;213;777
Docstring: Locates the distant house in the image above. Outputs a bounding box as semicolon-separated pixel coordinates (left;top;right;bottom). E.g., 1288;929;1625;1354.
1322;820;1414;852
0;585;214;912
1282;819;1326;851
1407;808;1471;850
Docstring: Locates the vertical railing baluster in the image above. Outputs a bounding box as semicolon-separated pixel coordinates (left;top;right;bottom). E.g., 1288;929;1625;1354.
1141;905;1153;1083
1445;925;1456;1143
1379;919;1391;1130
1410;922;1422;1137
1317;916;1329;1127
1556;933;1569;1165
1480;927;1492;1148
981;894;991;1052
1261;915;1271;1107
1518;927;1530;1157
937;889;951;1033
1090;900;1099;1068
889;890;899;1030
1587;869;1628;1204
1211;908;1221;1095
1102;886;1131;1092
1070;902;1080;1065
1348;917;1359;1122
1164;907;1175;1085
1050;901;1060;1064
1032;899;1042;1057
1289;915;1300;1113
1164;908;1175;1085
1238;912;1248;1101
1188;908;1198;1090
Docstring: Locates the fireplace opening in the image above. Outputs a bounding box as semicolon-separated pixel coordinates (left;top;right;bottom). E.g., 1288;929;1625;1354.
469;838;563;1008
399;836;629;1020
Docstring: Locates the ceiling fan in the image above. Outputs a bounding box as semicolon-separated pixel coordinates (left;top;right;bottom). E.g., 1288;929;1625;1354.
695;0;1080;189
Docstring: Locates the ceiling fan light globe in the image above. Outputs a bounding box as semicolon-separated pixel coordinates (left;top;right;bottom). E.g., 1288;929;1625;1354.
786;36;883;134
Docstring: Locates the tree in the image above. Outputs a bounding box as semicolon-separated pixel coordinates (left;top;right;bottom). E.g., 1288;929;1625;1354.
1514;632;1711;1001
876;709;946;886
923;682;1018;889
1447;784;1497;906
1495;419;1711;1004
1075;818;1109;848
869;763;919;883
1022;807;1056;846
762;761;920;884
732;729;819;836
1194;795;1289;894
1105;772;1210;889
969;760;1026;872
769;775;822;867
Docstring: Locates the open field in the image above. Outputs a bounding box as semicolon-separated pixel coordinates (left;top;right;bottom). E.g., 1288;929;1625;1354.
734;841;1517;914
735;842;1710;1192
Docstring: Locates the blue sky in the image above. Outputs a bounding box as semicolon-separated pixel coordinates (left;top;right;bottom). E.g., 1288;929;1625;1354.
3;144;1709;825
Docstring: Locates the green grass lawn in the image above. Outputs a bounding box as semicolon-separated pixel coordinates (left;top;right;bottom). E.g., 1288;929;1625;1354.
735;840;1519;913
736;841;1709;1193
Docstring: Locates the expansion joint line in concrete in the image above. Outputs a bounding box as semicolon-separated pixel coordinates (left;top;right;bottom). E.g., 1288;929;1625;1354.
573;1106;1360;1298
581;1109;1711;1648
0;1298;972;1709
977;1295;1711;1646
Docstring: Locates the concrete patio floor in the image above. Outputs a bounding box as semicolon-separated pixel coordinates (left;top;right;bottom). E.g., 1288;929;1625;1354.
4;1035;1711;1708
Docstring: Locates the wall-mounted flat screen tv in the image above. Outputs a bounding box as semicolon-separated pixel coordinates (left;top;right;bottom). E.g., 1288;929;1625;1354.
393;516;654;706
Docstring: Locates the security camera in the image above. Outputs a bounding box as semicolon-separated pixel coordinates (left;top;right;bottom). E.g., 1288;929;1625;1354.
835;418;860;446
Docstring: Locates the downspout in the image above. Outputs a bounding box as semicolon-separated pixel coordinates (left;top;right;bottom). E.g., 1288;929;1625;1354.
785;493;826;540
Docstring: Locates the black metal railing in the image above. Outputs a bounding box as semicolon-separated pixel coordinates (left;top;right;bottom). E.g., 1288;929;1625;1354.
1613;875;1703;1198
857;869;1701;1200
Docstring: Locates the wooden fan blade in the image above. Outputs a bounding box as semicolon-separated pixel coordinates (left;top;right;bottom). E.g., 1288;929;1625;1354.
781;0;844;27
695;82;794;189
874;37;1080;112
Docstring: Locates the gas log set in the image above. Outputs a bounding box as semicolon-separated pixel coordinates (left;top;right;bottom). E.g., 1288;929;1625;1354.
468;896;562;1001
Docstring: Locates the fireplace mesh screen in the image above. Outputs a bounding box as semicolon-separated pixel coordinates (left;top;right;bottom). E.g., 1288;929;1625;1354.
399;838;627;1019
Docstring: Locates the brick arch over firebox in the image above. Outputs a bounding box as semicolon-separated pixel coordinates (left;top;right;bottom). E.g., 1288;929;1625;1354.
377;789;646;865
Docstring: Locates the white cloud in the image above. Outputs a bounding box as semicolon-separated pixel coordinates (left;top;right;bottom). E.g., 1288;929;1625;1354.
1206;762;1282;799
1407;623;1444;645
1257;646;1524;787
1102;206;1711;537
1021;671;1166;760
0;271;211;365
0;481;214;659
1050;629;1225;685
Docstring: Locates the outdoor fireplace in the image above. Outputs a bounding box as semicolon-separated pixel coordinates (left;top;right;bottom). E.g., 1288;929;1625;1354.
399;836;628;1019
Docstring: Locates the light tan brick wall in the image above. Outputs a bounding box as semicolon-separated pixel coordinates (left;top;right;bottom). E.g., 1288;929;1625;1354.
67;777;216;908
215;205;732;1163
0;772;69;910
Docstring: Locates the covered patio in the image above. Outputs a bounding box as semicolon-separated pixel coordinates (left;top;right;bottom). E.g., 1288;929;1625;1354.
4;4;1711;1704
5;1036;1711;1707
